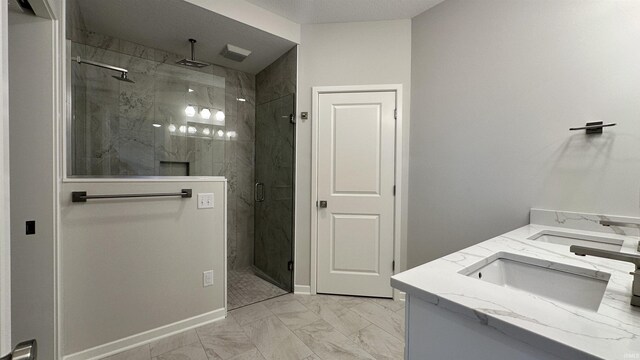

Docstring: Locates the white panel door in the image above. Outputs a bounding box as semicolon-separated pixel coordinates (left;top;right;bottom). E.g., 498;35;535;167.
317;91;396;297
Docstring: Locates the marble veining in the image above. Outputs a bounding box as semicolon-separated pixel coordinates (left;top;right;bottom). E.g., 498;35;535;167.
69;29;256;270
392;210;640;359
101;294;405;360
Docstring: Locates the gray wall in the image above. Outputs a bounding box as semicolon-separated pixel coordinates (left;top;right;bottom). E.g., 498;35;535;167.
8;10;57;360
408;0;640;268
296;20;412;287
60;180;226;355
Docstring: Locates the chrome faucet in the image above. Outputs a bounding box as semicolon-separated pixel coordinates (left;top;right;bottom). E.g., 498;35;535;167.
600;220;640;252
570;245;640;307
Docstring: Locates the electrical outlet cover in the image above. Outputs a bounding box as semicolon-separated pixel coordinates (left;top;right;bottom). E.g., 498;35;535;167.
203;270;214;287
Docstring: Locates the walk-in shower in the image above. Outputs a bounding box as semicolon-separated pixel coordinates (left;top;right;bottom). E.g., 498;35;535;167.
67;0;298;311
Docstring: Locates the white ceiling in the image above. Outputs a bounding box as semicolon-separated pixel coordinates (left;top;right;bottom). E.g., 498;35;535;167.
243;0;446;24
70;0;297;74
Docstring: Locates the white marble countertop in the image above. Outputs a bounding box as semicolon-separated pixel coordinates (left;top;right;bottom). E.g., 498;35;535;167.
392;209;640;360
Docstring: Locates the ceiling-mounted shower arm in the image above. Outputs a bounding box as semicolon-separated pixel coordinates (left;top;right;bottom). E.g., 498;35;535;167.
189;38;196;61
72;56;135;83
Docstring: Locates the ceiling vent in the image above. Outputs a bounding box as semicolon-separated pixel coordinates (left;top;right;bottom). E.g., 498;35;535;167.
220;44;251;62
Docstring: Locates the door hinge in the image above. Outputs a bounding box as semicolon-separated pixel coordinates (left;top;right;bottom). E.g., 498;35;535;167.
392;260;395;271
394;109;397;120
288;261;294;271
393;185;396;196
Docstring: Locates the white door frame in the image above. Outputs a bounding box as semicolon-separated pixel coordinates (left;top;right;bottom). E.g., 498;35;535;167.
1;0;12;354
310;84;403;299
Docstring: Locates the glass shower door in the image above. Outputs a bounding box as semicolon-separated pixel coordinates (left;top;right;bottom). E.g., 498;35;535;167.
254;94;295;291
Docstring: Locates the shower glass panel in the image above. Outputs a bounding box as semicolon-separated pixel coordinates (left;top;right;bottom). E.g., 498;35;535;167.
254;94;295;291
69;41;226;177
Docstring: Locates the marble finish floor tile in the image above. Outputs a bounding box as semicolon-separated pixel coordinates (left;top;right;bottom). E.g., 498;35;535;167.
150;329;199;357
228;268;288;310
369;298;405;312
152;343;208;360
102;344;151;360
230;302;274;326
98;295;406;360
293;319;375;360
350;324;404;360
196;316;258;359
241;315;314;360
227;349;266;360
350;302;405;341
302;296;371;337
263;295;321;330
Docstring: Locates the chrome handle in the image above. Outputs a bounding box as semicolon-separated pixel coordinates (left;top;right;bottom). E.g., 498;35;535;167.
1;339;37;360
255;182;265;202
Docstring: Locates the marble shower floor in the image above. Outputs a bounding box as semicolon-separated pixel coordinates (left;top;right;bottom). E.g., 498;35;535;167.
227;267;288;310
102;293;405;360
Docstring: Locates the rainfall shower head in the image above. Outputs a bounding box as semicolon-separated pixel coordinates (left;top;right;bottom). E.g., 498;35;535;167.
73;56;135;83
177;39;210;68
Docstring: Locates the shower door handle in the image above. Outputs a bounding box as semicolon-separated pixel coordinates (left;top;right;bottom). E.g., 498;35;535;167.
255;182;265;202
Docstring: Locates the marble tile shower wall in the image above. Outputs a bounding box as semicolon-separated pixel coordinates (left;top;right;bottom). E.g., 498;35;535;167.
69;29;255;269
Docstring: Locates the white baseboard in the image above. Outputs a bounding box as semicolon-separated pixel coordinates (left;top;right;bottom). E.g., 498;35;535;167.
294;285;311;295
63;308;226;360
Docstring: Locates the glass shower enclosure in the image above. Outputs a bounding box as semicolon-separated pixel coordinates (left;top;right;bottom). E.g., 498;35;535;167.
253;94;295;292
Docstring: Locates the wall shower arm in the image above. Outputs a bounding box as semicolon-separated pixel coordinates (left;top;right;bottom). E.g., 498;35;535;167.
73;56;129;74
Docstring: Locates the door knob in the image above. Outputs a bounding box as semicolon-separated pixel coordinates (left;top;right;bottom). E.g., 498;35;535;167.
319;200;327;208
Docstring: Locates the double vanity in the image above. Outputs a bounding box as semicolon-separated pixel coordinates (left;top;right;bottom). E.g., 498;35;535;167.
392;209;640;359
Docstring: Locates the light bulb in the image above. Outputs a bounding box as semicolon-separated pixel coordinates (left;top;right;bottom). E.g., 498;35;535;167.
188;126;197;134
200;108;211;119
215;110;225;121
203;128;211;135
188;88;194;92
152;123;162;128
236;98;246;102
217;130;224;137
168;124;176;132
179;125;187;133
226;131;236;138
185;105;196;117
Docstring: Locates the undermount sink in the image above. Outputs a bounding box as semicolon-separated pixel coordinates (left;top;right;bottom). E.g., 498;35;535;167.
528;230;623;252
460;252;610;311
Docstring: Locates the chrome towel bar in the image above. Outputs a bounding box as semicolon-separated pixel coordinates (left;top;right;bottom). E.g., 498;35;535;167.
71;189;192;203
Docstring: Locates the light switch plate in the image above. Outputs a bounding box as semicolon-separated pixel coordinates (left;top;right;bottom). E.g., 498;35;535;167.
203;270;214;287
198;193;214;209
